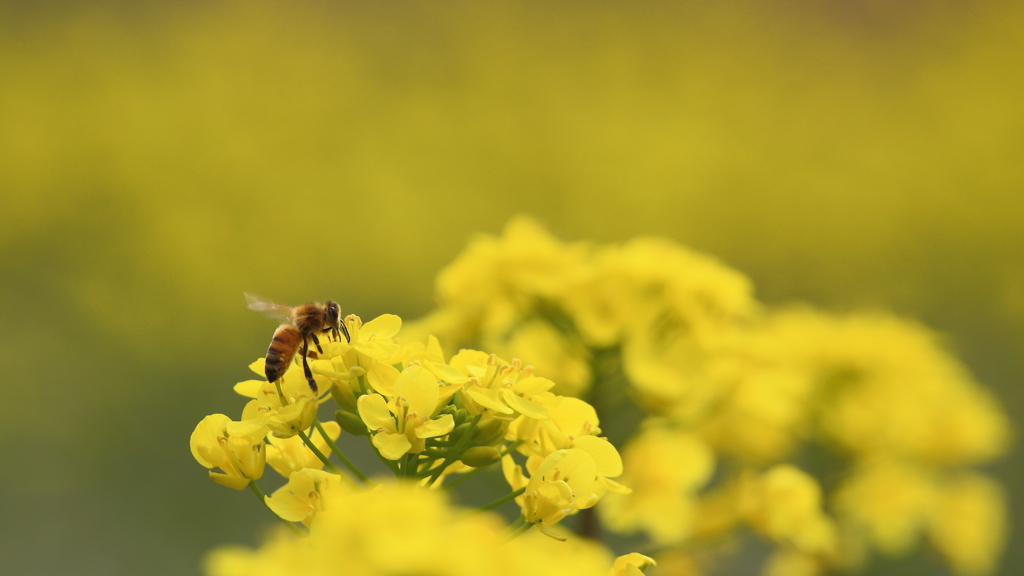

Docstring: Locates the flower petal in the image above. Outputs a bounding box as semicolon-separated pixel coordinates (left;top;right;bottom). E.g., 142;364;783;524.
425;335;445;364
373;431;412;460
502;455;527;492
513;376;556;396
423;360;471;386
395;365;440;417
361;314;402;339
466;387;514;414
248;358;266;377
573;435;623;477
233;380;265;398
210;471;250;490
502;389;550;419
367;361;400;396
190;414;230;468
357;394;397;432
415;414;454;439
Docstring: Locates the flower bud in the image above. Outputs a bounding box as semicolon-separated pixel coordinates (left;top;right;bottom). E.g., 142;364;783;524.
472;417;506;447
449;422;471;443
461;446;501;467
331;380;358;410
336;409;370;436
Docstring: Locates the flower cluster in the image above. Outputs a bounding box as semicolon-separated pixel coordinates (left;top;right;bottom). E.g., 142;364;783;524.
407;217;1011;576
191;309;644;575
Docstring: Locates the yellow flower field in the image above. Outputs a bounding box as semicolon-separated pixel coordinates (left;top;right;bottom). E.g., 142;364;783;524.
0;1;1020;575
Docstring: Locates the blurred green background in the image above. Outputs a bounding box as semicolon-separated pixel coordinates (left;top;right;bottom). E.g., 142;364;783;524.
0;1;1021;574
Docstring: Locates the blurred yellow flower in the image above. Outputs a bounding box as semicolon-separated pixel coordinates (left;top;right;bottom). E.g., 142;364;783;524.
745;465;837;556
928;473;1007;576
600;426;715;545
566;237;756;348
609;552;656;576
204;483;618;576
834;460;937;556
431;216;588;341
410;218;1012;576
763;549;824;576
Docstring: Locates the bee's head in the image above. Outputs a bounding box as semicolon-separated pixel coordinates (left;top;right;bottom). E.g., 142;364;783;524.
325;301;341;327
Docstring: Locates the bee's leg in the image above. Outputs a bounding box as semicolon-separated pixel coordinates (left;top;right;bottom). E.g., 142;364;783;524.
301;339;318;393
310;332;324;354
340;322;352;343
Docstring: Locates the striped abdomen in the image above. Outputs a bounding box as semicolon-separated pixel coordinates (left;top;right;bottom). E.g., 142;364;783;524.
264;324;303;383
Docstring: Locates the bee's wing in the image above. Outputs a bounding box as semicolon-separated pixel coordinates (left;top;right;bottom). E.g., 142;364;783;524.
244;292;295;323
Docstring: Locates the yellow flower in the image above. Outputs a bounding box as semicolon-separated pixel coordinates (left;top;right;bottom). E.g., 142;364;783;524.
204;482;621;576
621;328;730;425
834;461;938;556
565;236;756;348
190;413;269;490
432;216;588;339
264;468;347;526
309;313;405;397
450;349;550;419
834;461;1007;576
503;445;624;540
745;465;837;555
509;395;600;459
266;397;320;438
234;358;331;439
265;422;342;478
600;426;715;545
235;360;328;405
609;553;656;576
357;365;454;460
484;319;592;397
750;309;1010;466
763;550;824;576
344;313;403;363
927;474;1006;576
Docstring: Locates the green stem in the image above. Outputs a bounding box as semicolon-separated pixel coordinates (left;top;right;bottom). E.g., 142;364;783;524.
499;441;523;458
298;429;342;475
414;454;443;479
312;419;371;485
398;453;412;479
475;487;526;513
248;481;306;537
427;414;481;485
507;521;535;541
508;513;526;529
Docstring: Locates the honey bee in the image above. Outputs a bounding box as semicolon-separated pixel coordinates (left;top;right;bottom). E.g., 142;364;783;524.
245;293;352;393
